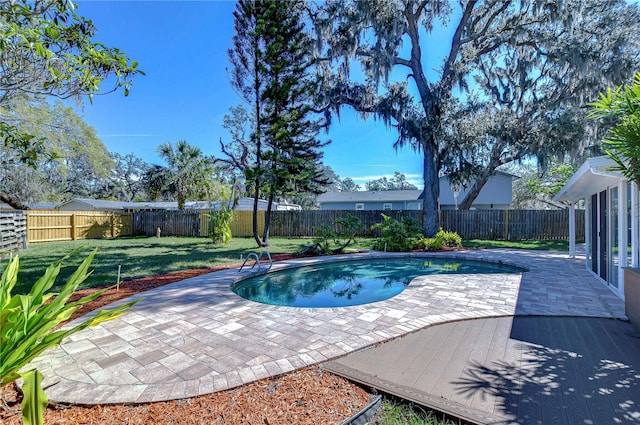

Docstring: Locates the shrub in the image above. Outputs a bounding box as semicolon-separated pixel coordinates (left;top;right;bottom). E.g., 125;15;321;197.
207;208;233;244
371;214;422;252
1;249;140;425
438;229;462;247
418;229;462;251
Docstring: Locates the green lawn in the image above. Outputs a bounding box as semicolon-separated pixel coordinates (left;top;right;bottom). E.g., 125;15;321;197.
3;236;318;294
462;239;572;251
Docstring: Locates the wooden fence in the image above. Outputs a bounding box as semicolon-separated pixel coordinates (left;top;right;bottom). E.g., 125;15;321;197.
132;209;584;240
25;211;132;244
0;208;584;247
439;209;584;240
0;211;27;253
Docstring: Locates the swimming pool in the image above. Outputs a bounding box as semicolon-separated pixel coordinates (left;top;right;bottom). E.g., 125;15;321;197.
231;257;525;308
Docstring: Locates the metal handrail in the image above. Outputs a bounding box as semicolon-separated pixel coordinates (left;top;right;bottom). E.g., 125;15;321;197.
239;250;272;272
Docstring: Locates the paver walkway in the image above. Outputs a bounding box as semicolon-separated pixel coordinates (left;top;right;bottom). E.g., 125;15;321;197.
29;249;625;405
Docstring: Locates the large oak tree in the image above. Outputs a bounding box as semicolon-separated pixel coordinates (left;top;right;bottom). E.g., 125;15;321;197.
313;0;640;233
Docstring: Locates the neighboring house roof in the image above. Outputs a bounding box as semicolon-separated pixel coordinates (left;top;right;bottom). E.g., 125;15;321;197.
554;156;623;203
317;190;423;203
56;197;292;211
28;202;58;210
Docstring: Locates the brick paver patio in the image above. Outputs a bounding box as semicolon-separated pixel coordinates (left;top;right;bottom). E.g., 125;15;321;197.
28;249;626;404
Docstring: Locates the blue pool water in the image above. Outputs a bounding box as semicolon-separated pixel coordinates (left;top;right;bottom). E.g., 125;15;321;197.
231;257;524;308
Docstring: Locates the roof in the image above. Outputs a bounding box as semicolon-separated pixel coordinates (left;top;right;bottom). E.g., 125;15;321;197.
317;190;423;203
554;156;624;203
56;198;275;211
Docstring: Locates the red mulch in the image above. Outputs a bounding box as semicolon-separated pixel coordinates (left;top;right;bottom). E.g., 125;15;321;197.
1;253;371;424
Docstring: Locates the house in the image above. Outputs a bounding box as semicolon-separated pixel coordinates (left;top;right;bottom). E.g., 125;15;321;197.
439;171;516;210
317;190;423;211
56;198;175;212
56;197;300;212
554;156;638;324
317;172;516;211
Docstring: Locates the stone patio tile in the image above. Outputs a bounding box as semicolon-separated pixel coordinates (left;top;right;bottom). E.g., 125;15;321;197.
133;349;167;366
158;351;200;373
262;361;283;376
212;374;228;391
131;362;181;384
177;363;213;380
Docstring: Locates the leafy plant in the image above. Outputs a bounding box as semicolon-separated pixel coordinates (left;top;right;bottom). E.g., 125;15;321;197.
371;214;422;252
418;229;462;251
589;72;640;185
1;249;140;425
207;208;234;244
301;214;364;256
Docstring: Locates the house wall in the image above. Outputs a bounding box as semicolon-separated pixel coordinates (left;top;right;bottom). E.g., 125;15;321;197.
439;174;513;209
320;201;421;211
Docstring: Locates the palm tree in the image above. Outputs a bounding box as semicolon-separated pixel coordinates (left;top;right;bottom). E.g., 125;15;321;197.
156;140;215;209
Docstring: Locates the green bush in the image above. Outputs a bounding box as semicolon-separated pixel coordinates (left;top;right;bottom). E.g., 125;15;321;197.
418;229;462;251
207;208;233;244
438;229;462;247
1;249;139;425
371;214;422;252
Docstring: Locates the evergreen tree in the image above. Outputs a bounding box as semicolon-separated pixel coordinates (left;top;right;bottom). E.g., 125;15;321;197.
227;0;327;246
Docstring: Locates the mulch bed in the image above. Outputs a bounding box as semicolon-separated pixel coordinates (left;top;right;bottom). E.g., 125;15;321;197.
1;254;372;424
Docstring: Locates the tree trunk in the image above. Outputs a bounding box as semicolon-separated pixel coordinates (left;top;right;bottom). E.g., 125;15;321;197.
261;189;274;247
0;191;30;210
252;183;267;247
458;175;490;210
421;143;439;237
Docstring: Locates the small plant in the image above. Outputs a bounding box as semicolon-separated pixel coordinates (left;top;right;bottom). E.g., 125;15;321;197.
300;214;364;256
207;207;234;244
1;249;140;425
417;229;462;251
371;214;422;252
311;224;334;255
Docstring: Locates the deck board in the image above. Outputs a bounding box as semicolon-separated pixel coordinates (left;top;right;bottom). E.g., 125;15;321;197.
322;317;640;425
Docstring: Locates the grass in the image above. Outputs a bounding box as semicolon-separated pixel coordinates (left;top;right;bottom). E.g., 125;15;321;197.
3;236;318;294
375;398;461;424
462;239;574;251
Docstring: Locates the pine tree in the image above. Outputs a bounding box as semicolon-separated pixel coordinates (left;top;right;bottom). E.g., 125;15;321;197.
227;0;327;247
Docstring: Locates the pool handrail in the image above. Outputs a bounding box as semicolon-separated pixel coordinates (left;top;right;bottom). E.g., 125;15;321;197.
239;250;272;273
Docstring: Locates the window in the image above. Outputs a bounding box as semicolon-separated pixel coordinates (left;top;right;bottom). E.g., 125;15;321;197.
407;202;422;210
383;203;392;211
355;203;364;210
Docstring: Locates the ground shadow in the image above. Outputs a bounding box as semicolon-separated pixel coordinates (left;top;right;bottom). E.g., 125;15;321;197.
453;317;640;424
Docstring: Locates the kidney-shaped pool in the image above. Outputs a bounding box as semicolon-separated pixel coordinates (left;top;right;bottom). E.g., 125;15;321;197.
231;257;525;308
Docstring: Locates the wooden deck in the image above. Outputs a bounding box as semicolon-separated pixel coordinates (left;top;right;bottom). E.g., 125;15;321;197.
322;317;640;424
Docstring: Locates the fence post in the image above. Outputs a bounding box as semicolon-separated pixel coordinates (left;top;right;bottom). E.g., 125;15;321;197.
70;213;76;240
110;214;115;238
505;210;509;241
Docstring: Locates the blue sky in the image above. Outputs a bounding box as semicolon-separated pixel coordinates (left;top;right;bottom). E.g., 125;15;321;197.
74;1;428;188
